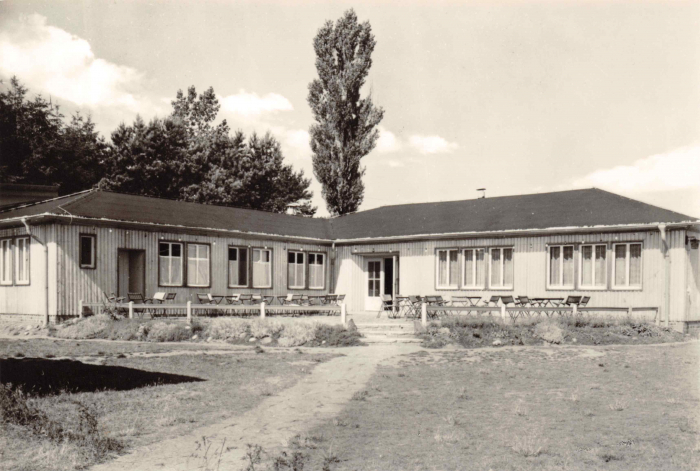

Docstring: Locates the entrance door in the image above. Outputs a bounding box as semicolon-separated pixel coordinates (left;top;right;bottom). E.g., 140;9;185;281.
117;249;146;298
365;258;383;311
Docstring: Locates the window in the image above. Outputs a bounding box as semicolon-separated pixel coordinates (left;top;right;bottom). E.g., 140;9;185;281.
228;247;249;287
308;253;325;289
14;237;29;285
252;248;272;288
581;244;607;288
0;239;12;285
463;248;485;288
187;243;210;287
490;247;513;289
159;242;183;286
547;245;574;289
613;243;642;289
288;251;305;289
436;249;459;289
80;234;96;269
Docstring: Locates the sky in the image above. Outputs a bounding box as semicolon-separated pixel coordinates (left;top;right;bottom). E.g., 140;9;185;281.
1;0;699;218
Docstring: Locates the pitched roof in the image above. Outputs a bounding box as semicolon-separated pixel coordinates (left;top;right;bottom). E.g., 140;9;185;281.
0;190;331;240
0;188;696;242
328;188;698;240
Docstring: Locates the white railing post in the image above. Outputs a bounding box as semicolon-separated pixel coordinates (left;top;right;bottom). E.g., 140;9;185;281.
128;301;134;319
186;301;192;324
572;304;577;316
500;303;506;322
78;300;83;318
260;302;266;319
341;303;346;326
421;302;427;327
627;306;633;318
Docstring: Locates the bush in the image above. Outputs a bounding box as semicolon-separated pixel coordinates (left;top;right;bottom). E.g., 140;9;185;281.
278;323;318;347
207;318;250;340
249;319;284;339
309;324;363;347
52;315;112;339
0;384;122;458
146;321;192;342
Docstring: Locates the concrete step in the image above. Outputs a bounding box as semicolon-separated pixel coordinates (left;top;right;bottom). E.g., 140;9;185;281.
358;330;418;337
354;323;417;331
362;335;423;344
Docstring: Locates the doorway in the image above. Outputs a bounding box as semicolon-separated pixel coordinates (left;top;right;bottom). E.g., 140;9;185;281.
364;257;399;311
117;249;146;299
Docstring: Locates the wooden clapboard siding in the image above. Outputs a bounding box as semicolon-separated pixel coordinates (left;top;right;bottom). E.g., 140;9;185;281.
335;229;689;320
687;237;700;321
54;224;332;316
0;225;54;316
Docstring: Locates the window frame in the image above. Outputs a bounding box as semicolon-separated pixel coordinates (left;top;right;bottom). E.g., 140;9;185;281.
79;233;97;269
489;247;514;290
227;245;250;288
612;242;643;290
287;250;306;290
308;252;326;290
14;237;30;286
158;241;185;287
252;247;273;289
0;238;13;286
435;248;460;290
579;243;608;290
462;248;486;289
546;244;576;290
186;242;211;288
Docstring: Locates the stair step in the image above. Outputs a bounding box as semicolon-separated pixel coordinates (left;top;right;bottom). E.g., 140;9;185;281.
359;330;417;337
362;336;423;344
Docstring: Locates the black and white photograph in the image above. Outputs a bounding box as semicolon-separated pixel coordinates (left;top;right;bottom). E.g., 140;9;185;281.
0;0;699;470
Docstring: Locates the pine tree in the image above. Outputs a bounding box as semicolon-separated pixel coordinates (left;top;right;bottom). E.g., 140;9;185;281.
307;9;384;216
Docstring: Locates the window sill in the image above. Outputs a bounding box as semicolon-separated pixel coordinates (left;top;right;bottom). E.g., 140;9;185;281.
80;265;96;270
579;286;608;291
611;287;643;291
461;286;486;290
436;286;460;291
546;286;575;291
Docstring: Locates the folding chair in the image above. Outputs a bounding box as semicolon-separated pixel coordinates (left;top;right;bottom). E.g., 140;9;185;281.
481;295;501;317
102;291;126;318
499;295;517;321
150;292;166;318
515;296;532;318
560;296;582;317
225;294;241;304
127;292;152;318
394;295;410;317
406;295;422;319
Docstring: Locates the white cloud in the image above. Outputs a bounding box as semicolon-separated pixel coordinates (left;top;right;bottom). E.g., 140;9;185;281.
573;145;700;218
408;135;459;155
375;126;402;153
0;14;145;111
280;128;312;161
573;145;700;193
220;90;293;118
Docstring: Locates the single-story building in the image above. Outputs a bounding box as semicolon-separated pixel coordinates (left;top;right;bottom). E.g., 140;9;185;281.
0;188;698;331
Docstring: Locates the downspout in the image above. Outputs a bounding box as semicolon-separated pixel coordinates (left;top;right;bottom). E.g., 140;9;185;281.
330;242;336;293
659;224;671;328
22;218;49;326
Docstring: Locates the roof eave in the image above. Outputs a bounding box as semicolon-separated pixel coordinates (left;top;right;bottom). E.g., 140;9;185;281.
332;221;700;245
0;214;334;244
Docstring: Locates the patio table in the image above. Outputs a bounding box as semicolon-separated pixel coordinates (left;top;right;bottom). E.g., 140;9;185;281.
530;298;564;316
210;295;224;305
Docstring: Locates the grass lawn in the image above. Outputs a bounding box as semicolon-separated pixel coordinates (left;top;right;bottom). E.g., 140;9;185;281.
0;338;335;471
285;342;700;471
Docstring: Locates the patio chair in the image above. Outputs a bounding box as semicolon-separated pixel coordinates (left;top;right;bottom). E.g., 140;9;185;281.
165;292;177;302
578;296;591;316
262;295;275;305
407;295;422;319
515;296;533;318
425;295;448;318
380;294;395;318
394;295;410;317
560;296;582;317
127;292;152;318
499;295;517;322
335;294;346;306
150;292;167;318
225;294;241;305
102;291;126;318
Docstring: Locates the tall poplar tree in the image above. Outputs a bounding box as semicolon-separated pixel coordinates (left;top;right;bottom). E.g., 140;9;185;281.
307;9;384;216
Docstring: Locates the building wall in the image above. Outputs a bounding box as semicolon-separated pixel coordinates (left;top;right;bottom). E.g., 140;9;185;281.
0;224;57;320
687;236;700;321
52;224;333;316
335;229;689;321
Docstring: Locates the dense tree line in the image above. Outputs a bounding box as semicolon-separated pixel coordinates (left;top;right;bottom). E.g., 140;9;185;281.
0;78;315;216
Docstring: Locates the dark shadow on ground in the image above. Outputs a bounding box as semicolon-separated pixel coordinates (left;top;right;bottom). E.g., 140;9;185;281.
0;358;204;396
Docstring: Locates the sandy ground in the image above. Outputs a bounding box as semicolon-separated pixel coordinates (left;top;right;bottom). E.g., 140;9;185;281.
90;343;422;471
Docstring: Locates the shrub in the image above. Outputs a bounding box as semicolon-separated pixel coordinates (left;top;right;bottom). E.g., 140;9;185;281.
52;315;111;339
278;323;318;347
249;319;284;339
309;325;362;347
146;321;192;342
207;318;250;340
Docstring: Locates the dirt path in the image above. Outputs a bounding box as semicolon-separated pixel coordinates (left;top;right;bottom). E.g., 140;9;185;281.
91;343;421;471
